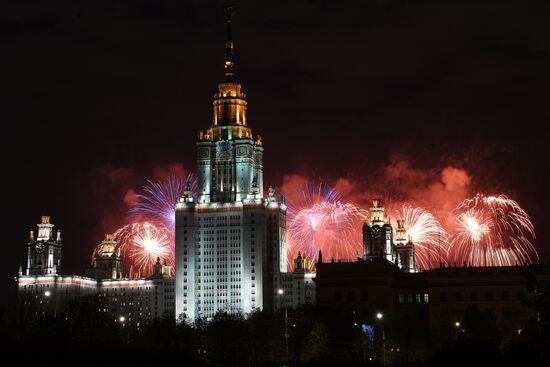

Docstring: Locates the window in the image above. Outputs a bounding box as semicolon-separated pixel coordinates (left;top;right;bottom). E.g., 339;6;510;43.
423;294;429;303
398;294;404;304
415;294;422;303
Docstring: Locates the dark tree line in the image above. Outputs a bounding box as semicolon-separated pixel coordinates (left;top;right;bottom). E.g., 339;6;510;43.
1;284;549;367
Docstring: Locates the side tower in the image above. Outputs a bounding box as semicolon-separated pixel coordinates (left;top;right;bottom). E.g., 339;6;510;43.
93;234;123;279
175;8;286;321
26;216;63;276
362;199;393;262
393;219;416;272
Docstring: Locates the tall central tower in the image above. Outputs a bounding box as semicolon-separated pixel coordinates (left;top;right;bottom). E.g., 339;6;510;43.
196;8;263;203
175;9;287;321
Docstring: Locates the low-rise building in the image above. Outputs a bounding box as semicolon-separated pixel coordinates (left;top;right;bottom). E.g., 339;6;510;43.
277;252;316;310
17;217;175;329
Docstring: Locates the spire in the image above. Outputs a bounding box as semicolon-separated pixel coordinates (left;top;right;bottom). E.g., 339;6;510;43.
223;1;235;81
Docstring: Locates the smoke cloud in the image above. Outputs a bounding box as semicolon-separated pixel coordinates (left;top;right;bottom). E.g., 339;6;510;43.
278;156;473;225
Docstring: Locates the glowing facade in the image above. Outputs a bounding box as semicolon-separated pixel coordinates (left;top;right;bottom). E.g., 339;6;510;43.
175;14;286;320
26;216;63;276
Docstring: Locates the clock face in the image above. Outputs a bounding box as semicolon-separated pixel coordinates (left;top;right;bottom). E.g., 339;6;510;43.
35;242;45;254
371;226;382;239
198;148;209;158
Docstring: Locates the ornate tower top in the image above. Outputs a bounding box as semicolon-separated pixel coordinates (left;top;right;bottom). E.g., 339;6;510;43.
395;219;407;244
37;215;55;240
369;198;385;224
99;233;117;256
198;2;256;143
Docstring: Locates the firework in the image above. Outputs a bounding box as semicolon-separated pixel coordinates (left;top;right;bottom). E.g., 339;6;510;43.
448;194;538;266
92;222;174;277
288;200;368;267
391;206;448;270
129;174;196;227
285;181;342;220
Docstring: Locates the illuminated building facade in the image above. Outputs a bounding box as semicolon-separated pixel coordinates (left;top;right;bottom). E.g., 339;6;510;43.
17;220;175;329
277;252;316;310
363;199;416;272
175;13;287;320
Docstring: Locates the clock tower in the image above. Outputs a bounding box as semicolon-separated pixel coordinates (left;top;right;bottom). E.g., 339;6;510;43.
26;216;63;276
363;199;393;261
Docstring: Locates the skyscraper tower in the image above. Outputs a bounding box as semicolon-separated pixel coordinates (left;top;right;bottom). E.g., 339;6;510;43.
26;216;63;276
175;8;287;320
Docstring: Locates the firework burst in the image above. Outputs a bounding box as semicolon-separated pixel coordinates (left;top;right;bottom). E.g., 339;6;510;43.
286;181;342;220
129;173;197;227
287;199;368;267
92;222;174;277
391;206;448;270
448;194;538;266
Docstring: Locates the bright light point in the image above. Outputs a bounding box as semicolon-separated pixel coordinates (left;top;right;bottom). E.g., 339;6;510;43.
376;312;383;320
119;316;125;322
277;289;284;295
44;291;51;297
455;321;461;327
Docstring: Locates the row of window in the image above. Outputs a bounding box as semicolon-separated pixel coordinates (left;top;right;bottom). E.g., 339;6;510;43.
398;294;430;304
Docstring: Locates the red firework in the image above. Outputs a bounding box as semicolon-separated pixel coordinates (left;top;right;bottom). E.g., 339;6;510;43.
287;201;368;267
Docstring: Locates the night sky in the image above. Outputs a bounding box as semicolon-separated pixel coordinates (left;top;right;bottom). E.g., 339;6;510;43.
2;0;550;315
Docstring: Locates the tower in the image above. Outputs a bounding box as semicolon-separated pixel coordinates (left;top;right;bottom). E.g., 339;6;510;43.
363;199;393;261
294;251;310;273
26;216;63;276
175;7;287;320
93;234;123;279
393;220;416;272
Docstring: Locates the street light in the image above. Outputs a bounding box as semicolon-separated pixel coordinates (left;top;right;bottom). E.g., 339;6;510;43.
277;289;289;367
454;321;461;328
376;312;386;367
119;316;125;323
44;290;51;297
